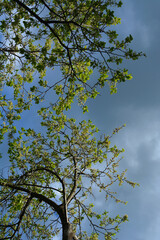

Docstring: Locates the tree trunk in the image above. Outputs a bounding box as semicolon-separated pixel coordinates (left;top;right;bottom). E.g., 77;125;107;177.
62;222;78;240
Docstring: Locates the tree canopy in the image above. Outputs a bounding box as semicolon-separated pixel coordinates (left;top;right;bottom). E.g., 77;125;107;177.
0;0;143;239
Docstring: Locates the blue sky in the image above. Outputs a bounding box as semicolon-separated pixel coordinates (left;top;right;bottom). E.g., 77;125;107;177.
1;0;160;239
85;1;160;239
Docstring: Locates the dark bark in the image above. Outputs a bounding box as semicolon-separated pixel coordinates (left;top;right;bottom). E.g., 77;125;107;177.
62;222;78;240
0;180;78;239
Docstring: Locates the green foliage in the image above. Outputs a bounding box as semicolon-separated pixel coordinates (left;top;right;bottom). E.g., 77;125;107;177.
0;115;138;239
0;0;142;239
0;0;144;121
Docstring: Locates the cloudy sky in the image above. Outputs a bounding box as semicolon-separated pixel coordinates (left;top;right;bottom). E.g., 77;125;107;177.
1;0;160;239
85;0;160;239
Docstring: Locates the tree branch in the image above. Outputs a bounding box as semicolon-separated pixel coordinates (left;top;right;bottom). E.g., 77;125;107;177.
0;180;64;220
12;0;68;50
10;195;33;239
67;156;78;204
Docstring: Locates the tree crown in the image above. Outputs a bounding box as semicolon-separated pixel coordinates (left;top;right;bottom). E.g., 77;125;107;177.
0;0;142;239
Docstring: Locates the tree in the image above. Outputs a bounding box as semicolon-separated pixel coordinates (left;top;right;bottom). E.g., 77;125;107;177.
0;0;142;239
